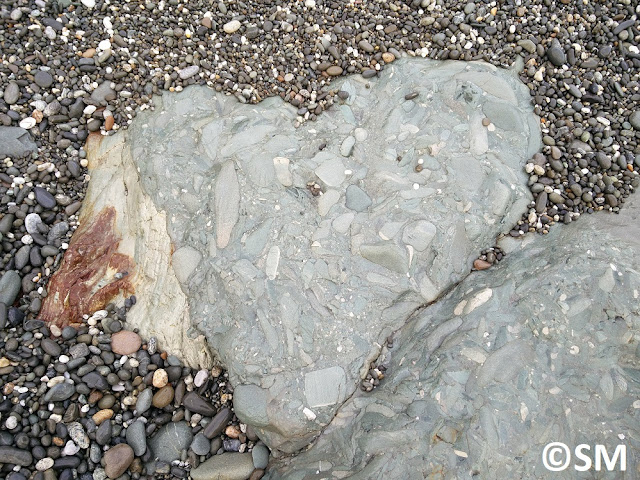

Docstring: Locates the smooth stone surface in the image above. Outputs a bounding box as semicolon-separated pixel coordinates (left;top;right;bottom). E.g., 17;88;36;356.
125;420;147;456
135;388;153;414
183;392;216;416
103;444;134;479
149;421;193;462
0;270;22;306
190;433;211;456
44;383;76;402
0;446;33;466
251;444;269;470
190;453;256;480
110;330;142;355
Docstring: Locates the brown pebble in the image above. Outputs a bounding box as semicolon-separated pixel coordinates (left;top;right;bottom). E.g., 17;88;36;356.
481;117;491;127
152;385;175;409
88;391;103;405
473;259;492;270
103;443;134;479
111;331;142;356
82;48;96;58
53;436;65;447
382;52;395;63
415;164;423;172
225;425;241;439
92;409;114;425
104;116;114;131
249;469;265;480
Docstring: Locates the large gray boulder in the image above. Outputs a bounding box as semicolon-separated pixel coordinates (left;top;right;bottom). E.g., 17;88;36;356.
47;58;540;453
266;194;640;478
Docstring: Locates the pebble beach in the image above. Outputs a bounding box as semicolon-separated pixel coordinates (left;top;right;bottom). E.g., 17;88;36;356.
1;0;639;478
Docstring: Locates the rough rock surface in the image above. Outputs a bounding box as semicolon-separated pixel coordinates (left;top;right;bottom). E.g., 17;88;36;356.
0;126;37;158
47;58;539;451
266;195;640;479
40;132;213;369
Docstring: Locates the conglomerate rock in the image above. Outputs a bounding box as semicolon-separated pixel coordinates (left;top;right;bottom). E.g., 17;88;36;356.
42;58;540;452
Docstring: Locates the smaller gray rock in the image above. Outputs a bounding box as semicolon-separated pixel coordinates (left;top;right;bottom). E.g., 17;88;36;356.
136;387;153;414
629;111;640;130
34;70;54;88
251;444;269;469
82;371;109;390
125;420;146;456
41;338;62;357
69;342;89;359
95;419;112;446
90;81;116;104
179;65;199;80
44;383;76;402
14;245;31;270
190;453;255;480
3;82;20;105
34;187;56;209
149;421;193;462
547;46;566;66
190;433;211;456
340;136;356;157
47;221;69;242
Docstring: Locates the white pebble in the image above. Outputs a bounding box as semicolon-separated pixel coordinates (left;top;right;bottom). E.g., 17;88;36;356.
58;355;70;363
36;458;54;471
80;0;95;7
20;234;33;245
194;369;208;387
5;416;18;429
19;117;36;129
63;441;80;456
223;20;241;34
83;105;97;115
98;39;111;51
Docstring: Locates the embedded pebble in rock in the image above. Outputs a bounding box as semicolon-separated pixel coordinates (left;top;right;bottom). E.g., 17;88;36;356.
110;330;142;355
103;444;134;479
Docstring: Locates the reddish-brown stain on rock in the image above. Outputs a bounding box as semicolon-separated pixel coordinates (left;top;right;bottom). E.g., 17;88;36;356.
40;206;135;327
